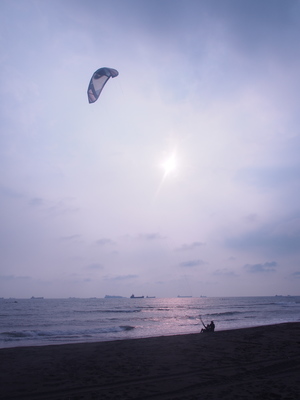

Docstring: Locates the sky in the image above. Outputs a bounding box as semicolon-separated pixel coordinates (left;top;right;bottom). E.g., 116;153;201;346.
1;0;300;298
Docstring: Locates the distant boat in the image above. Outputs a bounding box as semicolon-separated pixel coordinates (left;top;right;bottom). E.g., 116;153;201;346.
177;295;192;298
130;294;144;298
31;296;44;299
105;295;125;299
199;295;207;298
146;296;156;298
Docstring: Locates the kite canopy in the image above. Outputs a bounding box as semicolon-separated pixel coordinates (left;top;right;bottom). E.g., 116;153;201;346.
87;67;119;103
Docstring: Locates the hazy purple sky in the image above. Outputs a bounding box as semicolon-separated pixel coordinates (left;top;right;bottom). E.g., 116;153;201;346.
1;0;300;298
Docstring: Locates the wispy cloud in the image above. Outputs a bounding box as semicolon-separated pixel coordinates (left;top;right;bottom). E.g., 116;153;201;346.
0;185;23;199
138;233;165;241
95;238;115;246
226;216;300;257
175;242;205;251
104;274;138;281
28;197;44;207
291;271;300;279
0;275;31;281
86;263;104;270
235;166;300;189
179;259;206;268
244;261;277;273
60;235;81;242
213;269;238;277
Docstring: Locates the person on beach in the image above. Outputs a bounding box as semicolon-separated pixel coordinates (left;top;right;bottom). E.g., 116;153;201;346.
201;320;215;333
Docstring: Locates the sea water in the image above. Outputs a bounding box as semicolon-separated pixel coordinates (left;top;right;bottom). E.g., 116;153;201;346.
0;296;299;348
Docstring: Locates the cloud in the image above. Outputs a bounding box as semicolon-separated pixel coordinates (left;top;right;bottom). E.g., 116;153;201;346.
95;238;115;246
29;197;44;207
245;214;259;223
235;166;300;189
104;274;138;281
228;256;237;262
86;263;104;270
0;185;23;199
226;215;300;257
45;200;79;218
291;271;300;279
175;242;205;251
213;269;238;277
138;233;165;241
59;235;81;242
0;274;31;281
244;261;277;273
179;259;206;268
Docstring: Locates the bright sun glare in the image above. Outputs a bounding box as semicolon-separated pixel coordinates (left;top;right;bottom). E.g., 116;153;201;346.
162;154;177;176
155;152;178;198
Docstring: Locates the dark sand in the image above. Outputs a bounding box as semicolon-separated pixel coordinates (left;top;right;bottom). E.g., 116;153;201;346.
1;323;300;400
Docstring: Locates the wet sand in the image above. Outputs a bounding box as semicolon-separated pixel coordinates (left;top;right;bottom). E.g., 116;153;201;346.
1;322;300;399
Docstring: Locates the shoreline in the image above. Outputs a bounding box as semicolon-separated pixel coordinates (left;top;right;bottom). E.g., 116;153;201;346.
1;322;300;399
2;320;298;350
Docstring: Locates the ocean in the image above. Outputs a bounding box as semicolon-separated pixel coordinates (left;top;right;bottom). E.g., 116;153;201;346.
1;296;299;348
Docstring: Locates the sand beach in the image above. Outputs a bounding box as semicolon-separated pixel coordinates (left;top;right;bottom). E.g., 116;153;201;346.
1;322;299;399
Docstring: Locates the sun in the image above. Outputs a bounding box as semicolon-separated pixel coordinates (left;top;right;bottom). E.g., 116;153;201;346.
162;153;177;176
155;152;178;199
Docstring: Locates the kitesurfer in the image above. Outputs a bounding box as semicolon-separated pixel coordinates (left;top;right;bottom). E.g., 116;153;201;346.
200;319;215;333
